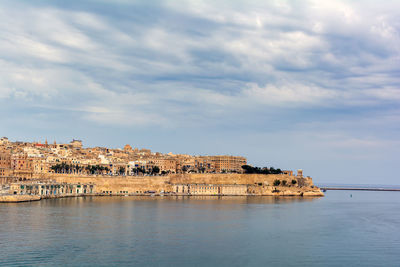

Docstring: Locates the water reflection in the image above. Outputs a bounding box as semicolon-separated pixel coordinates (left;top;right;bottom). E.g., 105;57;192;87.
1;193;397;267
32;195;318;204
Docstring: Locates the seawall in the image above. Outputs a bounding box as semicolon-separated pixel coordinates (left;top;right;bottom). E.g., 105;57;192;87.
46;173;323;197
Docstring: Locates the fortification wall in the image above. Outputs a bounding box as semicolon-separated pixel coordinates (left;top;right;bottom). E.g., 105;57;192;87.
169;173;313;186
42;173;322;196
51;175;172;194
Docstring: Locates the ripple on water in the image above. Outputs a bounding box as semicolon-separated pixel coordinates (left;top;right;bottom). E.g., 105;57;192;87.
0;193;400;266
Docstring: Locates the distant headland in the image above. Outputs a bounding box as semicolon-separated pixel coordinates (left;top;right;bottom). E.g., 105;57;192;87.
0;137;323;202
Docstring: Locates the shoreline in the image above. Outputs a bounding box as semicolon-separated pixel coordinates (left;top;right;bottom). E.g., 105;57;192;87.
0;191;324;203
2;173;324;202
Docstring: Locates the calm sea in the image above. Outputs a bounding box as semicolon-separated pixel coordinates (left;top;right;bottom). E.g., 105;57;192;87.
0;191;399;266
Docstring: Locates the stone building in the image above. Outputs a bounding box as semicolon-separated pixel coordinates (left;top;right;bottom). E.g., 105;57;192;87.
0;152;12;177
220;184;248;195
70;139;83;149
0;137;10;145
11;154;33;178
189;184;219;195
209;156;247;173
153;158;177;173
297;169;303;178
124;144;133;151
0;137;249;177
195;157;215;173
173;184;248;196
32;158;50;175
9;182;95;196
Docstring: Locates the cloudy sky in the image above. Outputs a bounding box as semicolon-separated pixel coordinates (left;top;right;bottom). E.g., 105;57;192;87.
1;0;399;185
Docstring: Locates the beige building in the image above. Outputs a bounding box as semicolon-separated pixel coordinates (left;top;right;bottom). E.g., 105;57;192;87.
209;156;247;173
297;169;303;178
124;144;133;151
0;152;12;177
32;159;50;175
11;154;33;178
174;184;248;195
70;139;83;149
10;182;94;196
1;138;249;177
195;157;215;173
220;184;248;195
0;137;9;145
153;158;177;173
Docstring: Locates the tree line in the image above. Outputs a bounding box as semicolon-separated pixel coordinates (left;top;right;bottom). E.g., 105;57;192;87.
131;166;161;175
241;165;283;174
51;163;166;176
51;163;110;175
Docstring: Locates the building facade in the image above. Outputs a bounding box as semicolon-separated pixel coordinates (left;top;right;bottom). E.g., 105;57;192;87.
0;152;12;177
209;156;247;173
10;182;95;196
173;184;248;195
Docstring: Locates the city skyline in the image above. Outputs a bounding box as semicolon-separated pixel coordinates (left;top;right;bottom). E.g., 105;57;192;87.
0;136;250;178
1;0;399;185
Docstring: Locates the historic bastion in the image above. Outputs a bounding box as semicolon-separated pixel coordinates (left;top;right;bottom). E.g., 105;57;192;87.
48;173;324;197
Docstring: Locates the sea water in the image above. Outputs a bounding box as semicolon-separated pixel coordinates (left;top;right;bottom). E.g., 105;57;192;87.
0;191;399;266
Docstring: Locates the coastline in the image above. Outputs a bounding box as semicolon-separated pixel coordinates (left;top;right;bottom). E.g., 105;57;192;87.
1;173;324;202
1;193;325;203
0;191;324;203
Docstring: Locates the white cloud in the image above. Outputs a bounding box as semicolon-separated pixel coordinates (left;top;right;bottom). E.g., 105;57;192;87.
242;82;338;106
0;0;399;129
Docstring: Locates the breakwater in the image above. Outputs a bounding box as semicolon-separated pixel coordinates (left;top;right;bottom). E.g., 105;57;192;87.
321;187;400;192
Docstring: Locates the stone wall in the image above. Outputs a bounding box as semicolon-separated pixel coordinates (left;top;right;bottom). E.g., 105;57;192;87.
169;173;314;187
51;175;172;194
42;173;322;196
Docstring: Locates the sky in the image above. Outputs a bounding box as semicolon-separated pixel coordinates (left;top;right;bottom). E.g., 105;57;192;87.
0;0;399;185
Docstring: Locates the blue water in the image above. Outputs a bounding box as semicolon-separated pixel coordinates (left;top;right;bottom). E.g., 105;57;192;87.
0;191;399;266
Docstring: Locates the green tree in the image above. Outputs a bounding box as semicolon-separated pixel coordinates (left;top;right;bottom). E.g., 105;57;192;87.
273;179;281;186
291;179;297;185
152;166;160;175
242;165;255;174
118;166;126;175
